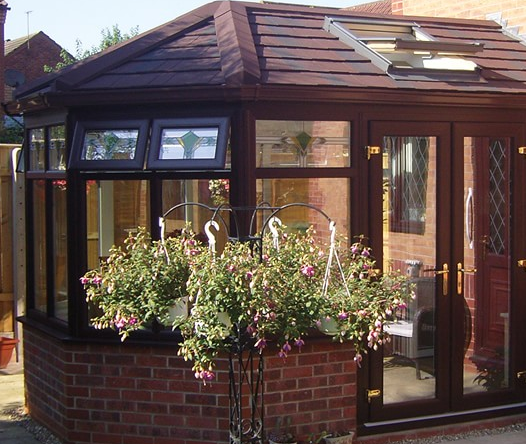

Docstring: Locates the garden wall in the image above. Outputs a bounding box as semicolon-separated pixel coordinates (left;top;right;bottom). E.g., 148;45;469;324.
22;325;357;444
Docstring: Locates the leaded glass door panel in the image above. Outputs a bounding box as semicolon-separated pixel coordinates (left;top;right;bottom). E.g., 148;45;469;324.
362;120;526;428
365;122;451;424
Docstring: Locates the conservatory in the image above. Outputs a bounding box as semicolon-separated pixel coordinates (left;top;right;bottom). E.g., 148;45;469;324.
7;1;526;443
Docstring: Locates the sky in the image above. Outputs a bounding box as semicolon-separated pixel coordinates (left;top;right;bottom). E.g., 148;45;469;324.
6;0;365;55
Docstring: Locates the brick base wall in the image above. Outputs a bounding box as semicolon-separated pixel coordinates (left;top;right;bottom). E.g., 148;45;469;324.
22;325;357;444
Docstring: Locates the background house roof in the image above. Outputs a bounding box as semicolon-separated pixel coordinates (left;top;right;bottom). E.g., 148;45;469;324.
11;0;526;109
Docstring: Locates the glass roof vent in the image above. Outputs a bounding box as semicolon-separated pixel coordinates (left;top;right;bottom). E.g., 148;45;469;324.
324;17;483;74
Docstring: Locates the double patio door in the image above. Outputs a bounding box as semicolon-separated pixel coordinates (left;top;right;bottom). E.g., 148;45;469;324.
361;121;526;429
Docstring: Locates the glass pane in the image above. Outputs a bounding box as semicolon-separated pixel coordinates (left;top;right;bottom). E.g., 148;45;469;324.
49;125;66;170
256;178;350;239
32;180;47;312
81;129;139;161
86;180;150;270
383;136;437;404
159;128;219;160
52;180;68;321
386;136;429;234
161;179;230;248
463;137;511;394
256;121;350;168
29;128;45;171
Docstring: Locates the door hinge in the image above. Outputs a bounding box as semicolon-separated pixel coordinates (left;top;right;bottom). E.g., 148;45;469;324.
518;259;526;270
365;145;381;160
518;147;526;155
366;388;381;403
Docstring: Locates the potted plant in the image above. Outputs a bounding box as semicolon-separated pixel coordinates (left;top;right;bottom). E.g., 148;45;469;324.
177;227;333;382
81;223;413;382
324;431;354;444
80;226;197;339
0;337;19;369
267;416;297;444
316;236;413;366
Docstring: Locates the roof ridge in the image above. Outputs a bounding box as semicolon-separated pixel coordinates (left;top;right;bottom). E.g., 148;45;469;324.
215;1;261;85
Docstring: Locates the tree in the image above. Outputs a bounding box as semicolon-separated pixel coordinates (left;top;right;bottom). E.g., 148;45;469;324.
44;24;140;73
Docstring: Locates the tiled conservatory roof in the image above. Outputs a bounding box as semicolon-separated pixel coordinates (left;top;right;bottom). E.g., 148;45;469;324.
12;0;526;105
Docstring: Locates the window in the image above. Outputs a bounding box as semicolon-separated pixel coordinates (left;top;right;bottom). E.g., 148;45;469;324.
148;118;229;169
255;119;352;243
86;180;151;269
256;120;350;168
71;117;230;171
29;128;45;171
324;17;481;74
385;136;430;234
70;120;149;170
26;123;68;322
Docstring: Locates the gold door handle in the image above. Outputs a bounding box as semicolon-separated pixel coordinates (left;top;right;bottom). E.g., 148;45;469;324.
457;263;477;295
424;263;449;296
518;259;526;271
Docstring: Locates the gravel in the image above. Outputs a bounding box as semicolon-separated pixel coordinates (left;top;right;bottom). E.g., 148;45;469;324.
2;405;525;444
3;407;63;444
389;422;526;443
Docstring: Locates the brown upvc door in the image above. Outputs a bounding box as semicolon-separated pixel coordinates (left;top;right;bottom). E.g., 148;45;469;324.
450;123;526;412
359;120;526;432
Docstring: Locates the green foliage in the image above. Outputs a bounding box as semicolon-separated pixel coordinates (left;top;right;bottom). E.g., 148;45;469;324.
44;24;140;73
82;224;413;384
0;120;24;144
81;227;196;340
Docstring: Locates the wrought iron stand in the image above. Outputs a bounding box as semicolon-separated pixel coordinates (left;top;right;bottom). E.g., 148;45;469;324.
160;202;331;444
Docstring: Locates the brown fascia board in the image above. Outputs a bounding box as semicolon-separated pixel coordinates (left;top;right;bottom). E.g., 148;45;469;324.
31;81;526;113
214;1;261;86
17;1;224;96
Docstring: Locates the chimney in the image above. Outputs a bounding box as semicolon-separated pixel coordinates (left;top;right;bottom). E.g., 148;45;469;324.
0;1;9;113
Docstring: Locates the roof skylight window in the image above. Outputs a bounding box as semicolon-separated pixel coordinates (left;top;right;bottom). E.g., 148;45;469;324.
324;17;483;74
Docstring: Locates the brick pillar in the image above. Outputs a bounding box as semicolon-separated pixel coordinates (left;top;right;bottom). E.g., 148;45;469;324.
0;1;10;115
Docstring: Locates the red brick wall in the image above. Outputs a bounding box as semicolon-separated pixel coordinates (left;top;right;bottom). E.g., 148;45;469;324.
392;0;526;37
4;32;64;102
23;325;357;444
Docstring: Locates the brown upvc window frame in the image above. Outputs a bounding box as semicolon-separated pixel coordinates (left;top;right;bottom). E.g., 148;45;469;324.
69;119;149;170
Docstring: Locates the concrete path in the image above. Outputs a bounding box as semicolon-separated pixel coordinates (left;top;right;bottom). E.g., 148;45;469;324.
0;359;43;444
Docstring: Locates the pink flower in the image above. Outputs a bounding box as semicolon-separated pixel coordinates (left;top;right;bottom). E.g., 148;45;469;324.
282;341;292;353
301;264;315;277
195;370;215;382
362;249;370;257
79;277;90;285
354;353;363;368
294;338;305;349
255;338;267;349
114;317;126;329
338;312;348;321
246;271;253;280
92;276;102;285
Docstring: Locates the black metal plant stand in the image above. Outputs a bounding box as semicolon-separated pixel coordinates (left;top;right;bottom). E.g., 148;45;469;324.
160;202;331;444
228;329;264;444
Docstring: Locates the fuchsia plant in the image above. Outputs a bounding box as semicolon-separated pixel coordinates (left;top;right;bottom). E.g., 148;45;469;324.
81;225;413;383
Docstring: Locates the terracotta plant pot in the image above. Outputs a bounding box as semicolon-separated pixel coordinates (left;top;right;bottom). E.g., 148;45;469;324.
324;432;354;444
0;337;19;369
